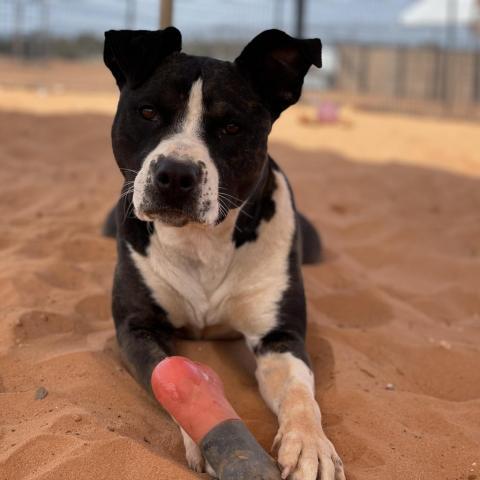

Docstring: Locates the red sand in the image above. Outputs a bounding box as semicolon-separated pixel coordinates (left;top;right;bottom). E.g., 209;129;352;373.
0;61;479;480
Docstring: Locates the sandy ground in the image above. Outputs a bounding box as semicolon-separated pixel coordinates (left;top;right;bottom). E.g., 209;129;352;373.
0;60;480;480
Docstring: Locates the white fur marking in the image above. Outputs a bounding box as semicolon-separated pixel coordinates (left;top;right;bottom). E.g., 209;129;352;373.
255;352;314;414
180;428;205;473
255;352;345;480
129;209;239;330
133;78;219;224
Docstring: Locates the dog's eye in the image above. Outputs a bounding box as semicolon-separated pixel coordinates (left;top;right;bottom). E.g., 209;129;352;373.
139;105;157;121
222;123;240;135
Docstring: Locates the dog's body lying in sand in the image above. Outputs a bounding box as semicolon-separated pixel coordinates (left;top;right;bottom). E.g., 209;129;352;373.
103;27;345;480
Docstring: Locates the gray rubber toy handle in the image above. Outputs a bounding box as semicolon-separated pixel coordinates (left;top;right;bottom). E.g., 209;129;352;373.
199;419;281;480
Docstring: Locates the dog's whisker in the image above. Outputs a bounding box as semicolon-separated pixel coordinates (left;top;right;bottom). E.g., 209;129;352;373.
218;190;244;204
217;194;255;222
120;191;135;224
218;195;244;206
233;222;243;234
218;193;240;203
218;195;242;211
217;192;254;220
218;201;231;220
217;200;228;218
239;208;254;220
124;201;135;223
218;188;241;197
119;189;135;200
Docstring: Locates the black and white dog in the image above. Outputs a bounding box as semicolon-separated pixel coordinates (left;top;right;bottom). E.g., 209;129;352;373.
103;27;345;480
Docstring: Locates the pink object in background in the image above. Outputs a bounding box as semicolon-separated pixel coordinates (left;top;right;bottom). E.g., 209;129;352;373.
316;100;340;123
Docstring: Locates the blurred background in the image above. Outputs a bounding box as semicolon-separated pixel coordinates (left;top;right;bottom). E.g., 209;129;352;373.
1;0;480;118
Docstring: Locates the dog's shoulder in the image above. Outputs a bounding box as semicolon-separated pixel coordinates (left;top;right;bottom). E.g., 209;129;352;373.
233;157;297;248
223;162;300;338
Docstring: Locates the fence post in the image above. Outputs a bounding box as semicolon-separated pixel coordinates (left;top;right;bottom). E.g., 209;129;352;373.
358;45;370;93
395;46;406;99
160;0;174;29
294;0;305;38
474;49;480;103
39;0;50;61
12;0;25;60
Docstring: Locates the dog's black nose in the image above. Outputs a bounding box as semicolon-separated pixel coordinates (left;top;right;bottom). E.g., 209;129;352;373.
154;158;200;194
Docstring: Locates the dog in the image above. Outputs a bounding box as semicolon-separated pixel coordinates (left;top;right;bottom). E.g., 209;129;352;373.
103;27;345;480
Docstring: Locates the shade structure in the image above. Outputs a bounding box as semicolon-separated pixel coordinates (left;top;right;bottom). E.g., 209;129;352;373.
400;0;479;26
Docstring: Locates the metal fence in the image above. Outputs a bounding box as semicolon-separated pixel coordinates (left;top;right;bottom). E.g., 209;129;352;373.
333;42;480;115
1;0;480;118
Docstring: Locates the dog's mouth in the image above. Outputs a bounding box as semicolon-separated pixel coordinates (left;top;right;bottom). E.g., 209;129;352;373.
140;205;203;227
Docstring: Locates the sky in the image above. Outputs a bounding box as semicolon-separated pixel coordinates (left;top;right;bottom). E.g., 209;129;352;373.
2;0;479;48
2;0;418;37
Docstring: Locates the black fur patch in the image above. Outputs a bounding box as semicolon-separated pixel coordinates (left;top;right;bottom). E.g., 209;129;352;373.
233;157;277;247
116;193;154;257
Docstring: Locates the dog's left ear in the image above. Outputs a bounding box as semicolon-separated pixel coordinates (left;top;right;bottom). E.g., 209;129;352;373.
104;27;182;89
235;29;321;120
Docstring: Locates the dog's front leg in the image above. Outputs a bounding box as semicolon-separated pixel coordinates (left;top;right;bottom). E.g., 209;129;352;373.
112;263;208;473
251;340;345;480
115;313;210;473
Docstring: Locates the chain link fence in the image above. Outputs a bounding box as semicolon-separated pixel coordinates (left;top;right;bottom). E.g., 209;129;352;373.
1;0;480;118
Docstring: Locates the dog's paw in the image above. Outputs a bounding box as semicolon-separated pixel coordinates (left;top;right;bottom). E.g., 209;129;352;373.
273;423;345;480
205;460;217;478
181;428;205;473
184;442;205;473
181;428;218;478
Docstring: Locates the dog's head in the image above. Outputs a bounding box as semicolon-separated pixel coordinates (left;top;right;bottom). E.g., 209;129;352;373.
104;27;321;227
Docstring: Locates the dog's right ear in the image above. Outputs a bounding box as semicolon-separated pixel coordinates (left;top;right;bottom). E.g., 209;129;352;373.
104;27;182;89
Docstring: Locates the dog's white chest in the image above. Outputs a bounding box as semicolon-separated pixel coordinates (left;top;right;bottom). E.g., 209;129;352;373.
130;215;237;330
128;170;295;341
